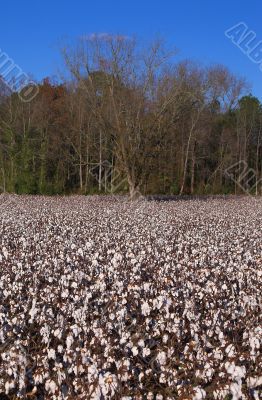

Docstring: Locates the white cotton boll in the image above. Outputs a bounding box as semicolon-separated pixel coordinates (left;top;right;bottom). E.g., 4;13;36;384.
249;336;260;354
163;334;168;343
19;375;26;391
123;359;130;368
193;387;206;400
142;347;151;357
213;387;230;399
139;372;144;381
73;365;79;375
54;328;62;339
205;367;214;379
120;335;128;344
71;281;77;288
214;349;223;360
71;325;79;337
29;299;38;323
5;380;15;394
47;348;56;360
66;334;74;349
141;301;150;316
143;283;150;291
225;344;235;357
5;381;10;394
61;289;69;298
138;339;145;347
234;366;246;379
45;380;57;394
230;382;243;400
99;373;117;396
3;247;8;259
34;374;43;384
247;376;262;388
225;362;246;380
86;241;93;249
218;331;224;340
253;390;260;400
77;248;83;256
157;351;166;365
57;345;63;353
132;346;139;356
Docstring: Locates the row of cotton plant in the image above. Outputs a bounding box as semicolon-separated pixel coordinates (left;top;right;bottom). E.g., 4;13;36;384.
0;195;261;399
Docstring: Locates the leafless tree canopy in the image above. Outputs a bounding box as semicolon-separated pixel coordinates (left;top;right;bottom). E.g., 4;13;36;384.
0;35;261;197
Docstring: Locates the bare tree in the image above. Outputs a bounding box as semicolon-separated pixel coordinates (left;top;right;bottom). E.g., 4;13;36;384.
62;35;179;199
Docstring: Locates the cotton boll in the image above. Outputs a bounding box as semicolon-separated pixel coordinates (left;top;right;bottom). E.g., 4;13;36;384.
193;387;206;399
66;334;74;349
28;299;38;323
230;382;244;400
225;344;235;358
157;351;166;365
45;380;57;394
47;348;56;360
2;247;8;259
247;376;262;388
141;302;151;316
132;346;139;356
142;347;151;357
77;248;83;257
163;334;168;343
61;289;69;298
54;328;62;339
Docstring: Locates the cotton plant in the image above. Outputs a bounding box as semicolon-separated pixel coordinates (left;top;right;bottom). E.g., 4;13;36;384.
0;195;261;399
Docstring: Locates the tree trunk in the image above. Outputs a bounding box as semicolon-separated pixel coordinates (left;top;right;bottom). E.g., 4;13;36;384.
190;148;195;194
98;129;102;192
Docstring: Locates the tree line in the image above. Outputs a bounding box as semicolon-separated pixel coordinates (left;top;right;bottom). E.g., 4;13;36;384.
0;36;261;197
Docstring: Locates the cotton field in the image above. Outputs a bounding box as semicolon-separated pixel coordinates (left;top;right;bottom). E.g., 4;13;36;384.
0;195;261;400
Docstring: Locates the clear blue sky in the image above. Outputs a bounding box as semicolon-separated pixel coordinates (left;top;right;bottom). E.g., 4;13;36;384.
1;0;262;99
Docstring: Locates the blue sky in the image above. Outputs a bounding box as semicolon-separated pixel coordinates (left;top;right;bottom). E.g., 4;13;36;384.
1;0;262;98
